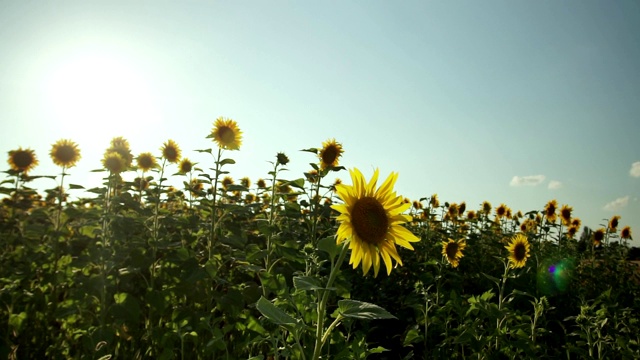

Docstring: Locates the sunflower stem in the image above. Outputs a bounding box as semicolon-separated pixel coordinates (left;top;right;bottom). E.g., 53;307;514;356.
311;241;349;360
209;147;223;260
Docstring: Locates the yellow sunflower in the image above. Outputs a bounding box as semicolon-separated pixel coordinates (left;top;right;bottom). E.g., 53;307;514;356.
571;218;582;229
593;228;605;246
481;201;492;215
256;178;267;189
331;168;420;277
222;176;234;190
102;151;127;174
318;138;343;170
161;140;181;163
430;194;440;208
559;204;573;226
240;177;251;188
276;152;289;166
210;117;242;150
179;158;194;174
495;203;508;218
136;152;157;172
441;238;466;268
608;215;620;233
7;147;38;174
544;200;558;223
505;233;531;269
50;139;81;168
621;226;632;240
108;137;133;167
567;225;578;239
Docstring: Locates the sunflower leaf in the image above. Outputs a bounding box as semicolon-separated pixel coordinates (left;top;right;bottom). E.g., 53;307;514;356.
256;297;296;325
338;299;396;320
218;158;236;166
318;236;339;260
194;148;212;154
68;184;85;190
293;276;323;291
300;148;318;154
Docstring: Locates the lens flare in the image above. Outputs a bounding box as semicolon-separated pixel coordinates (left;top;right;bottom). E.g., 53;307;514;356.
537;258;575;295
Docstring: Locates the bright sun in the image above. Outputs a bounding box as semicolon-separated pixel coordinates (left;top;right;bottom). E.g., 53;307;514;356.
44;50;160;146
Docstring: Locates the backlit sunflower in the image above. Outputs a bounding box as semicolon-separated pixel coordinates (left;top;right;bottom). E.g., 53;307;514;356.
447;203;459;220
256;178;267;189
559;204;573;226
496;203;507;218
331;168;420;277
50;139;81;168
441;238;466;268
458;202;466;216
505;234;531;269
108;137;133;167
276;152;289;166
222;176;234;190
102;152;126;174
161;140;181;163
430;194;440;208
210;117;242;150
482;201;492;215
608;215;620;233
8;148;38;174
544;200;558;223
179;158;194;174
567;225;578;239
593;228;605;246
571;218;581;229
621;226;632;240
136;152;157;172
240;177;251;188
318;138;343;170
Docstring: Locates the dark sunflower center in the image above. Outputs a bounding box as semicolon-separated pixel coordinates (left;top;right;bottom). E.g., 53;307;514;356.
55;146;76;163
321;145;338;166
351;196;388;245
164;148;178;161
514;243;526;261
13;152;34;169
446;242;459;259
139;156;153;169
219;127;235;144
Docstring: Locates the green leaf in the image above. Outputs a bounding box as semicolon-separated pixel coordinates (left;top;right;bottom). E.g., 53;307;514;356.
69;183;85;189
300;148;318;154
218;158;236;166
338;299;396;320
286;178;306;190
481;272;500;285
403;328;423;346
195;148;212;153
293;276;323;291
256;297;296;325
318;236;339;260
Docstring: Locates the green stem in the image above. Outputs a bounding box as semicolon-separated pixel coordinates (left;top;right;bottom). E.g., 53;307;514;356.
209;148;223;260
311;241;349;360
265;161;279;270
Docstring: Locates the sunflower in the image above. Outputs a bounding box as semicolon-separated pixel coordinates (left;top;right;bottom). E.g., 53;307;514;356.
133;177;150;190
593;228;605;246
161;140;181;163
430;194;440;208
136;152;157;172
318;138;343;170
221;176;234;190
441;238;466;268
276;152;289;166
210;117;242;150
256;178;267;189
102;152;127;174
621;226;632;240
331;168;420;277
482;201;492;215
559;204;573;226
189;178;204;195
567;225;578;239
505;234;531;269
447;203;459;220
466;210;476;220
571;218;582;229
179;158;194;174
240;177;251;188
458;202;466;216
495;203;508;218
544;200;558;223
108;137;133;167
245;193;256;204
608;215;620;233
50;139;81;168
7;148;38;174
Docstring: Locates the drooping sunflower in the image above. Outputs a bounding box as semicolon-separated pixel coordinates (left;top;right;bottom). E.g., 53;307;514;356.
331;168;420;277
318;138;343;170
179;158;194;174
50;139;81;168
102;151;127;174
505;233;531;269
7;148;38;174
210;117;242;150
544;200;558;223
136;152;157;172
608;215;621;233
559;204;573;226
621;226;632;240
161;140;181;163
593;228;605;246
441;238;466;268
458;202;466;216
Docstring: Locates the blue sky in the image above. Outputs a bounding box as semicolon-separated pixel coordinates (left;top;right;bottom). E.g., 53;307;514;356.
1;1;639;243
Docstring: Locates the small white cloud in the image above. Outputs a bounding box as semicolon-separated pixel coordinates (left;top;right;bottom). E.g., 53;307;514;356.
548;180;562;190
630;162;640;178
603;196;629;211
510;175;546;187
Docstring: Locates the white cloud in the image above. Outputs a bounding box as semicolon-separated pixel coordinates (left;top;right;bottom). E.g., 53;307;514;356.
603;196;629;211
630;162;640;178
548;180;562;190
510;175;545;187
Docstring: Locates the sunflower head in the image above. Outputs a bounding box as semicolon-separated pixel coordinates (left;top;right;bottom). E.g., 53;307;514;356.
496;203;507;218
318;138;343;170
256;178;267;189
189;178;204;196
466;210;476;220
276;152;289;166
331;168;420;277
482;201;492;215
210;117;242;150
621;226;632;240
567;225;578;239
571;218;582;229
505;234;531;269
447;203;459;220
441;238;466;268
240;177;251;188
133;177;150;190
608;215;620;233
559;205;572;226
179;158;194;174
102;151;127;174
136;152;157;172
161;140;181;163
108;137;133;167
593;228;605;246
544;200;558;223
222;176;234;190
50;139;81;168
430;194;440;208
7;148;38;174
458;202;466;216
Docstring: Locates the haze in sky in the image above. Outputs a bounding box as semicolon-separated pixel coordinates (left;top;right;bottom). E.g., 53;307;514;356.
1;1;639;243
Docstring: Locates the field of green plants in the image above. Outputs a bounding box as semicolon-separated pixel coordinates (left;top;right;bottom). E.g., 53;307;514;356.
1;118;638;359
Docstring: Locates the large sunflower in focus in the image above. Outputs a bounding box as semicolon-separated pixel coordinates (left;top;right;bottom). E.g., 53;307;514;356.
318;138;343;170
8;148;38;174
441;238;466;268
210;117;242;150
505;234;531;269
331;168;420;277
50;139;81;168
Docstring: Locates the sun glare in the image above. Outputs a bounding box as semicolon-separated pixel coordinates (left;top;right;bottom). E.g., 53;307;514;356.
44;50;160;144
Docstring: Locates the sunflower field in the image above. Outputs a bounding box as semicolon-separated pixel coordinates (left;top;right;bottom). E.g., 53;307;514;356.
1;118;639;360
